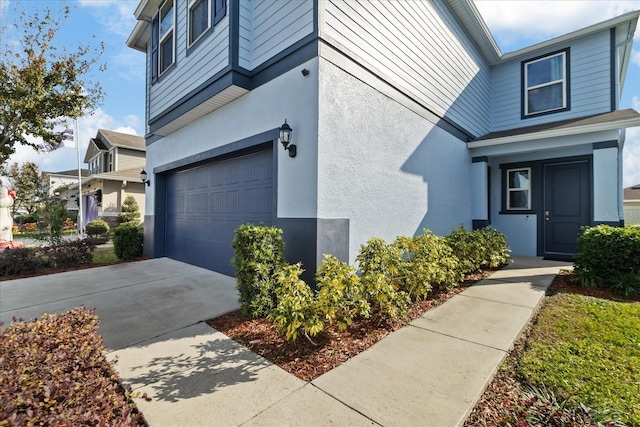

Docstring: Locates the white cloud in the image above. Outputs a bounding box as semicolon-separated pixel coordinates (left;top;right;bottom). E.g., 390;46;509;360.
633;96;640;111
633;49;640;67
624;126;640;187
0;0;9;19
474;0;640;50
4;108;141;175
78;0;137;39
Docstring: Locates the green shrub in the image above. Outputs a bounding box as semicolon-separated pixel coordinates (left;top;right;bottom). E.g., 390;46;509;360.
446;225;511;274
112;225;143;261
85;219;110;238
0;307;144;426
315;255;371;331
573;224;640;294
231;224;285;318
0;241;95;276
356;237;410;319
268;263;322;342
393;231;463;295
117;195;141;226
14;213;38;225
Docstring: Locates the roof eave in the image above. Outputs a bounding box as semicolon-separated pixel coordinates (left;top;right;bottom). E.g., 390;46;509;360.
126;20;149;52
467;116;640;148
445;0;502;64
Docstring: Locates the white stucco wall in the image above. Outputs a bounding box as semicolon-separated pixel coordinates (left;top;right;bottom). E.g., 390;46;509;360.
317;58;472;263
145;58;320;219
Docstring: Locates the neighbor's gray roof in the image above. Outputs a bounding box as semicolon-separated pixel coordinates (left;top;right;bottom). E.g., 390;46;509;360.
624;184;640;201
85;167;146;183
97;129;145;151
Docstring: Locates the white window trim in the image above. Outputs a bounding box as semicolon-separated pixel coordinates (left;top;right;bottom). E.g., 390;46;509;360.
159;0;175;76
506;167;531;210
188;0;211;48
524;51;567;116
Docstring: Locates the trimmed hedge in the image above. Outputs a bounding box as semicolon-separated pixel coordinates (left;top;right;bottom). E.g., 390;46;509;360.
0;240;95;276
231;224;285;318
572;224;640;295
85;220;110;239
0;307;144;426
446;225;511;273
112;225;143;261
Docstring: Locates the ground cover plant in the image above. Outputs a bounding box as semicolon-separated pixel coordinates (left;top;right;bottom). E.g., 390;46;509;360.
0;307;144;426
466;272;640;426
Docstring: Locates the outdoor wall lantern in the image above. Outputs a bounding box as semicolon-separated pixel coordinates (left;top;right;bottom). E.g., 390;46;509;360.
279;119;296;157
140;169;150;186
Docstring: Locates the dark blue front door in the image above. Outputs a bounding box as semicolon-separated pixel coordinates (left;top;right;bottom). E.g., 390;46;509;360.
543;160;590;258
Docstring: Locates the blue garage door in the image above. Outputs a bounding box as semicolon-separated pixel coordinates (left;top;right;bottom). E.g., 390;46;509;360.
165;148;273;275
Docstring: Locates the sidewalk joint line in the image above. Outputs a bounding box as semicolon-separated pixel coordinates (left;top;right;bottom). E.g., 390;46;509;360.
309;383;383;426
457;292;541;309
406;324;512;353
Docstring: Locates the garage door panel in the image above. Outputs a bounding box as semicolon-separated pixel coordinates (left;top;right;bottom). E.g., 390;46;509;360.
165;148;273;275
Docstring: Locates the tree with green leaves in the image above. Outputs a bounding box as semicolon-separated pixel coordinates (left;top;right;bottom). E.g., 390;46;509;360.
0;2;105;163
0;162;46;216
117;195;141;226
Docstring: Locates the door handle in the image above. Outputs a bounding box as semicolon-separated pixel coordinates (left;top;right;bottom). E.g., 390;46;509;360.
545;210;550;221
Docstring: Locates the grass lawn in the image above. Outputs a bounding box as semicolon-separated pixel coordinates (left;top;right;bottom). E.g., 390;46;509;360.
92;246;119;263
519;293;640;425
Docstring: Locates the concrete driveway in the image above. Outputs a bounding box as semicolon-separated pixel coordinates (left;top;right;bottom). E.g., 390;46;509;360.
0;257;240;351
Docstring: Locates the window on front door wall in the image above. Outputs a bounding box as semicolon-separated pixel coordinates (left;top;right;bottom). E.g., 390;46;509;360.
507;168;531;210
159;0;175;75
523;50;568;117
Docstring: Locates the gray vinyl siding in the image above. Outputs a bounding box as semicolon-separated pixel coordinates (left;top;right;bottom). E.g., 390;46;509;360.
116;149;146;171
321;0;491;137
491;30;612;131
238;0;314;70
149;0;230;120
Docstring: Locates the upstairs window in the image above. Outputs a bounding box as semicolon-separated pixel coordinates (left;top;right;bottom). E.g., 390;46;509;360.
108;151;114;172
189;0;210;46
506;168;531;210
523;50;568;117
159;0;175;75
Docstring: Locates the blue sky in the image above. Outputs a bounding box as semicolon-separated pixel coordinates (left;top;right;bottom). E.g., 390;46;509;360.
1;0;639;186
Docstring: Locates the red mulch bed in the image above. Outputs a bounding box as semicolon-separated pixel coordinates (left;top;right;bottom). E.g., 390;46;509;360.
0;258;149;282
207;270;495;381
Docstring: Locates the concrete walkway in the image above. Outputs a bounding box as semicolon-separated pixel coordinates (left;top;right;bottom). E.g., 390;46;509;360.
0;256;571;426
108;256;571;427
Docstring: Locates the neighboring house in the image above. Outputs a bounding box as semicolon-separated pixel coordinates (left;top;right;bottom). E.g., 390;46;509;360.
41;169;89;215
127;0;640;279
624;184;640;225
81;129;146;227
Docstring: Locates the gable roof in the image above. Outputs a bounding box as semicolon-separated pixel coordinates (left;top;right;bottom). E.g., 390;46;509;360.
624;184;640;201
84;129;145;163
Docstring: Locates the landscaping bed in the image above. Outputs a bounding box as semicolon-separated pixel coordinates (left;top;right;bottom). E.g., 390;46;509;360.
208;269;493;381
0;308;145;426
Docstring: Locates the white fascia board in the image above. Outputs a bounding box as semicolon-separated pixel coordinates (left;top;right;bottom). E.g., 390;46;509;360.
468;116;640;149
127;20;149;52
